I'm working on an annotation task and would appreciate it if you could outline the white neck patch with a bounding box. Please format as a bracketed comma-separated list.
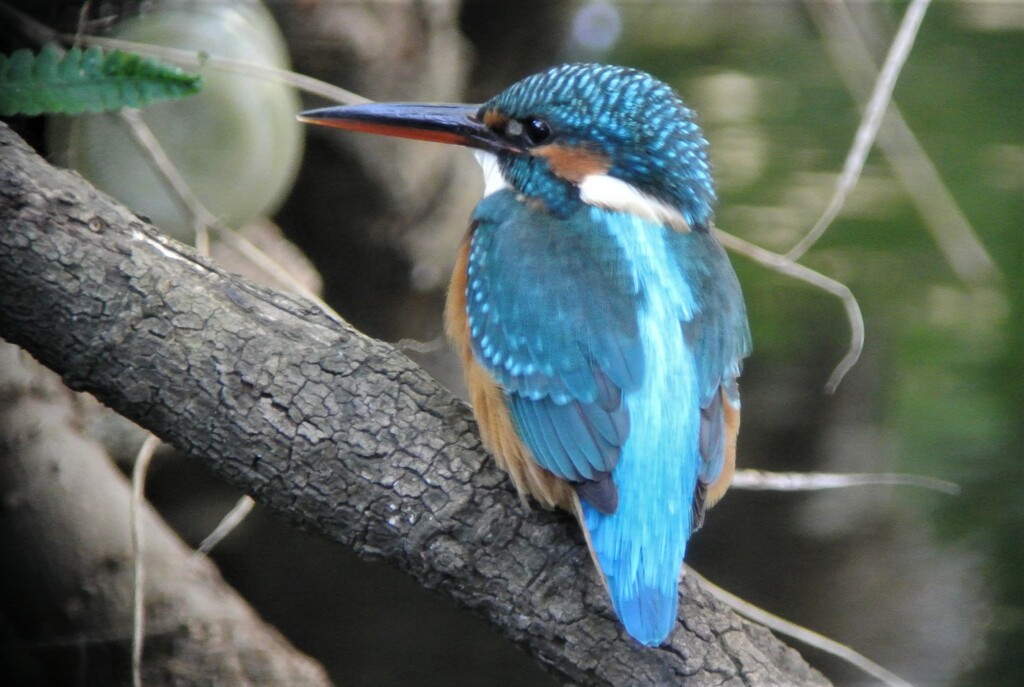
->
[472, 153, 691, 232]
[473, 150, 511, 198]
[578, 174, 691, 232]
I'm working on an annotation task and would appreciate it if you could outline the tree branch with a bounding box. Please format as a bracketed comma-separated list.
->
[0, 123, 827, 686]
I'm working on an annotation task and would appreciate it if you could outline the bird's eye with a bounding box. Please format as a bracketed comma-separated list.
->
[522, 118, 551, 145]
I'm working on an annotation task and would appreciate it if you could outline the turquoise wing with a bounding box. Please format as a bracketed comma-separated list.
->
[466, 191, 644, 512]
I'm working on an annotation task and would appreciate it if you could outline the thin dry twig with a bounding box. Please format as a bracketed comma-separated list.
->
[394, 335, 448, 354]
[688, 566, 913, 687]
[217, 229, 341, 322]
[117, 109, 208, 223]
[130, 433, 161, 687]
[786, 0, 932, 261]
[192, 495, 256, 559]
[71, 1, 91, 48]
[731, 468, 960, 495]
[810, 0, 999, 284]
[715, 229, 864, 392]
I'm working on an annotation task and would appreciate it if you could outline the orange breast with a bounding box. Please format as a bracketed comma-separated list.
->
[706, 389, 740, 507]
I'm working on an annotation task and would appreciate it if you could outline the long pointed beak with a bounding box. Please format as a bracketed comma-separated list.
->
[298, 103, 518, 155]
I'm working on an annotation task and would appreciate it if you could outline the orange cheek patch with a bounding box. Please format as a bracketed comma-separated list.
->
[533, 144, 611, 183]
[482, 109, 509, 130]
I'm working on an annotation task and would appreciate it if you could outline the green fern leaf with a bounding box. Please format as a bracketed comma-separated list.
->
[0, 45, 202, 116]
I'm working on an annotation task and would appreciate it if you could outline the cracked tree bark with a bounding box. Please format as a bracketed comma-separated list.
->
[0, 124, 828, 686]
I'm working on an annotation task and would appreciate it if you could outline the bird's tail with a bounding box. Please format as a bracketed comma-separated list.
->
[574, 495, 686, 646]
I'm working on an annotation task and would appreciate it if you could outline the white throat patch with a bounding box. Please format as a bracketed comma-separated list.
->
[578, 174, 691, 232]
[473, 150, 510, 198]
[472, 153, 691, 232]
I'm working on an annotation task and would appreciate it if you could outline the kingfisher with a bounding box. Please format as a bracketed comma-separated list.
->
[299, 63, 751, 646]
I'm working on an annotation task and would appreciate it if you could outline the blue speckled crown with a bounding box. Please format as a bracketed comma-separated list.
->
[486, 63, 716, 229]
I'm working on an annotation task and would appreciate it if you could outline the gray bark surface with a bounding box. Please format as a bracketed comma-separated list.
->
[0, 123, 828, 686]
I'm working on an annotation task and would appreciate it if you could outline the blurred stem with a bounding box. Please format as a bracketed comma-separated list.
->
[191, 495, 256, 559]
[715, 228, 863, 392]
[786, 0, 931, 261]
[807, 0, 999, 283]
[129, 434, 160, 687]
[731, 468, 960, 495]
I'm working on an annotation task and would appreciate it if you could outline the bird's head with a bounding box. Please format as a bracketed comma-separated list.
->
[300, 63, 715, 231]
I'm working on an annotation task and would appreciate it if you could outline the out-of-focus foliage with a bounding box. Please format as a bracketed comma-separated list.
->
[0, 45, 200, 116]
